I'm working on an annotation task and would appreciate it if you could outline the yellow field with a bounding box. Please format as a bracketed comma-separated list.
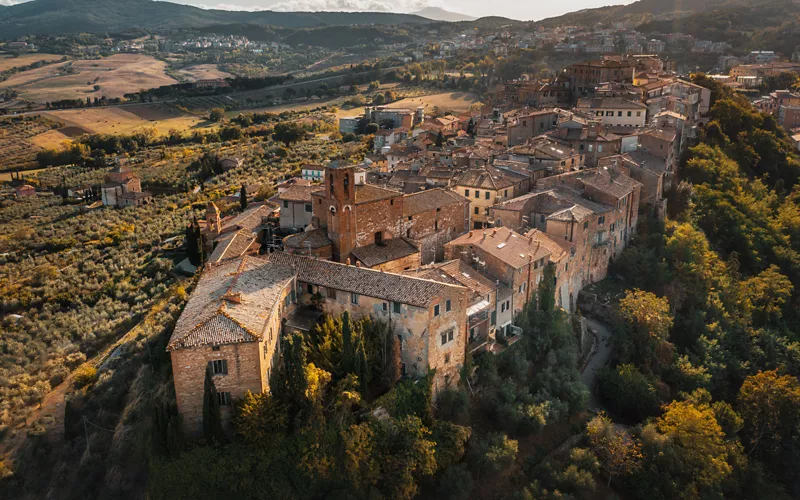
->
[175, 64, 232, 82]
[1, 54, 177, 103]
[0, 53, 64, 71]
[332, 92, 480, 119]
[40, 104, 215, 136]
[29, 129, 71, 150]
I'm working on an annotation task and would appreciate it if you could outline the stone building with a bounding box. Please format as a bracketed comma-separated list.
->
[444, 227, 557, 335]
[101, 162, 151, 208]
[268, 252, 469, 393]
[169, 251, 471, 433]
[167, 257, 297, 435]
[278, 184, 322, 231]
[454, 166, 528, 229]
[282, 163, 469, 270]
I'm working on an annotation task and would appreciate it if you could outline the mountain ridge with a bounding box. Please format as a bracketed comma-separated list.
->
[0, 0, 434, 39]
[411, 7, 476, 22]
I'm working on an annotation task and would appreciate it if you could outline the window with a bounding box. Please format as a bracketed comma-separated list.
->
[446, 299, 451, 312]
[441, 333, 448, 345]
[382, 302, 388, 311]
[217, 392, 231, 406]
[393, 302, 402, 314]
[485, 191, 490, 200]
[584, 221, 589, 230]
[212, 346, 220, 352]
[610, 223, 615, 231]
[501, 302, 506, 313]
[618, 111, 623, 117]
[448, 330, 454, 342]
[210, 359, 228, 375]
[307, 284, 314, 294]
[375, 231, 383, 245]
[474, 207, 479, 215]
[504, 189, 508, 197]
[434, 304, 440, 317]
[485, 208, 490, 216]
[464, 189, 470, 197]
[434, 220, 439, 231]
[636, 111, 642, 117]
[350, 293, 359, 305]
[598, 216, 605, 225]
[305, 203, 312, 212]
[283, 200, 289, 209]
[474, 190, 480, 199]
[445, 353, 451, 364]
[327, 287, 337, 299]
[627, 111, 632, 117]
[290, 290, 296, 303]
[491, 311, 496, 325]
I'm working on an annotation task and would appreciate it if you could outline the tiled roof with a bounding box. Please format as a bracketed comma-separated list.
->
[455, 166, 516, 190]
[445, 226, 552, 269]
[279, 185, 322, 203]
[167, 257, 295, 350]
[526, 229, 571, 262]
[509, 139, 575, 160]
[208, 230, 258, 263]
[354, 184, 402, 204]
[577, 97, 647, 110]
[404, 259, 496, 299]
[283, 227, 332, 250]
[267, 252, 462, 308]
[352, 238, 419, 268]
[626, 150, 668, 175]
[222, 203, 272, 233]
[403, 188, 468, 217]
[581, 168, 643, 200]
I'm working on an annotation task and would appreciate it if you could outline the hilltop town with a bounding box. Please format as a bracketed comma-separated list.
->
[1, 1, 800, 499]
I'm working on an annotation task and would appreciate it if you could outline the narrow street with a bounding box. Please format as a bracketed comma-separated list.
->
[580, 317, 614, 410]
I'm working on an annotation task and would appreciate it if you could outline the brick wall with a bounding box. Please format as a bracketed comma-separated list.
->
[171, 342, 263, 436]
[404, 202, 470, 264]
[354, 196, 404, 248]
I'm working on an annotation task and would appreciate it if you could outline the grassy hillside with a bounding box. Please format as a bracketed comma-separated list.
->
[0, 0, 432, 39]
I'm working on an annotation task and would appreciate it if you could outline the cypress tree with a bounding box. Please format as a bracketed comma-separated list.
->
[239, 184, 248, 211]
[186, 217, 203, 267]
[202, 364, 224, 443]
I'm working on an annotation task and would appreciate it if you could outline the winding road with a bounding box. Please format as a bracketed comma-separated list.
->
[580, 317, 615, 410]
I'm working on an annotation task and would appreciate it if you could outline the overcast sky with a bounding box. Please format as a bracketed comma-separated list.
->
[178, 0, 635, 20]
[0, 0, 636, 21]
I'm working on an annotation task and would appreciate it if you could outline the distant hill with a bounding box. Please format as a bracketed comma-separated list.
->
[536, 0, 748, 28]
[411, 7, 476, 22]
[0, 0, 433, 39]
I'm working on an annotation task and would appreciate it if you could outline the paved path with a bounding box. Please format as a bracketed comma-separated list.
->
[581, 317, 614, 410]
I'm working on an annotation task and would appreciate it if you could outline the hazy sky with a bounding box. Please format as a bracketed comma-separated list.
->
[0, 0, 636, 21]
[177, 0, 636, 20]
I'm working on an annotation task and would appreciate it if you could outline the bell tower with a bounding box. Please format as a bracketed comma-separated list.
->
[323, 162, 357, 262]
[206, 201, 221, 235]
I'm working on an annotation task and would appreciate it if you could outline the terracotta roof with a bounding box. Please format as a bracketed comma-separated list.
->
[403, 188, 468, 217]
[221, 203, 272, 233]
[208, 229, 258, 263]
[456, 166, 516, 190]
[404, 259, 495, 299]
[445, 226, 552, 269]
[352, 238, 419, 268]
[526, 229, 571, 262]
[283, 227, 332, 250]
[354, 184, 402, 204]
[267, 252, 462, 308]
[581, 168, 643, 200]
[279, 185, 322, 203]
[577, 97, 647, 110]
[167, 257, 295, 350]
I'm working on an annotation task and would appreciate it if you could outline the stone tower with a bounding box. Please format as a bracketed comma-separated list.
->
[206, 201, 221, 235]
[322, 162, 357, 262]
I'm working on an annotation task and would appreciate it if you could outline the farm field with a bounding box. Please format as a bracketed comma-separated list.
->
[332, 91, 480, 119]
[29, 129, 71, 150]
[0, 54, 177, 103]
[174, 64, 232, 82]
[0, 116, 62, 171]
[0, 53, 64, 71]
[41, 104, 215, 136]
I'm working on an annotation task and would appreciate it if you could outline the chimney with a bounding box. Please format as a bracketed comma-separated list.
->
[346, 258, 351, 265]
[468, 231, 473, 237]
[223, 291, 242, 304]
[492, 229, 497, 237]
[356, 261, 361, 268]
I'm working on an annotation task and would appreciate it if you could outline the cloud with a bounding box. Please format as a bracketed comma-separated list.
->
[189, 0, 435, 13]
[0, 0, 26, 5]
